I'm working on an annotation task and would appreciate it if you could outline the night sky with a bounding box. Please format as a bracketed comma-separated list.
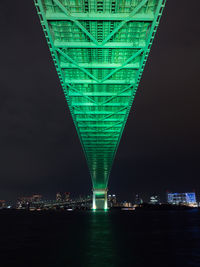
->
[1, 1, 200, 202]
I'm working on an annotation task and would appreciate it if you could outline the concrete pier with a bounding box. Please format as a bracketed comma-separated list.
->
[92, 189, 108, 210]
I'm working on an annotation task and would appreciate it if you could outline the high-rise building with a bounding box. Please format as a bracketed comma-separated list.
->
[135, 194, 143, 205]
[56, 192, 62, 202]
[18, 196, 32, 204]
[31, 194, 42, 202]
[149, 195, 159, 204]
[167, 192, 197, 206]
[17, 196, 33, 209]
[64, 192, 70, 202]
[108, 194, 117, 207]
[0, 200, 6, 208]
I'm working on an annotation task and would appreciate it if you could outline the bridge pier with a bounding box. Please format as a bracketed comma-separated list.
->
[92, 189, 108, 210]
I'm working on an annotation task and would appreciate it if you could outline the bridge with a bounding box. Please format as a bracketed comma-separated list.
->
[34, 0, 166, 209]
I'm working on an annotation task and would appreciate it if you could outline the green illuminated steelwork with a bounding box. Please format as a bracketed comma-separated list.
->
[34, 0, 166, 209]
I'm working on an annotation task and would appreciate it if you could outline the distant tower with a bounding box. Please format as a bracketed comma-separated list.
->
[31, 194, 42, 202]
[108, 194, 117, 207]
[149, 195, 159, 204]
[112, 194, 117, 205]
[64, 192, 70, 202]
[0, 200, 6, 208]
[56, 192, 62, 202]
[135, 194, 143, 205]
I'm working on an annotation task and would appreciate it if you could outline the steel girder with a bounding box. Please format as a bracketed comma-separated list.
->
[34, 0, 166, 192]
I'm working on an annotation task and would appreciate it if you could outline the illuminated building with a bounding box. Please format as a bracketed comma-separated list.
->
[167, 192, 197, 207]
[31, 194, 42, 202]
[135, 194, 143, 205]
[108, 194, 117, 207]
[0, 200, 6, 208]
[56, 192, 62, 202]
[149, 195, 159, 204]
[17, 196, 32, 209]
[64, 192, 70, 202]
[18, 196, 32, 203]
[17, 194, 42, 205]
[122, 202, 132, 208]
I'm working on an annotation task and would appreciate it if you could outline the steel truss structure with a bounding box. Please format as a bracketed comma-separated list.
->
[34, 0, 166, 209]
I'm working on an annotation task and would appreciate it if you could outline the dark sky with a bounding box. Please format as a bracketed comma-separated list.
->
[0, 1, 200, 202]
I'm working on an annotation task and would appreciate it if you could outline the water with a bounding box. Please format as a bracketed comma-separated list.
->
[1, 209, 200, 267]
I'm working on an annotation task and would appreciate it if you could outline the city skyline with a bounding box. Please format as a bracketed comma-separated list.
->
[1, 190, 199, 205]
[0, 1, 200, 201]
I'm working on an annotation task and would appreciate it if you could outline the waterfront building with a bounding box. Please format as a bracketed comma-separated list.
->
[149, 195, 159, 204]
[135, 194, 143, 205]
[0, 200, 6, 208]
[108, 194, 117, 207]
[64, 192, 70, 202]
[56, 192, 62, 202]
[17, 194, 42, 205]
[31, 194, 42, 202]
[122, 202, 132, 208]
[18, 196, 32, 204]
[17, 196, 32, 209]
[167, 192, 197, 207]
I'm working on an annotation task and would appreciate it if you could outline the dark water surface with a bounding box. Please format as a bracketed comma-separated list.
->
[1, 209, 200, 267]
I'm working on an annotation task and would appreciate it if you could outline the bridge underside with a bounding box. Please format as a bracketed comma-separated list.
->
[34, 0, 166, 209]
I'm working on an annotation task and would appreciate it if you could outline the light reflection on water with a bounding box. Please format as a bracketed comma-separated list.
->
[1, 210, 200, 266]
[85, 211, 116, 267]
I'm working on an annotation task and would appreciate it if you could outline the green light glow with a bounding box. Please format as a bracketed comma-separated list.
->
[34, 0, 166, 201]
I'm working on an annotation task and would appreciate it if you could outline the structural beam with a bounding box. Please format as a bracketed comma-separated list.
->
[61, 62, 140, 69]
[54, 41, 145, 49]
[65, 79, 136, 84]
[46, 12, 154, 21]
